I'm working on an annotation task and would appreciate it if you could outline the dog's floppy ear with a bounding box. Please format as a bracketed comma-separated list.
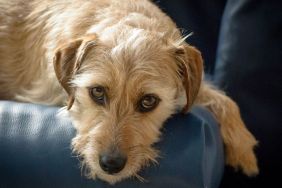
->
[175, 44, 203, 113]
[53, 34, 97, 109]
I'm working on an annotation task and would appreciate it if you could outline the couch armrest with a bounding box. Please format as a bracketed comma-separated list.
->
[0, 101, 224, 188]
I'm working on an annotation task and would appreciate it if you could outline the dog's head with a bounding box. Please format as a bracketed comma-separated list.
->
[53, 30, 203, 184]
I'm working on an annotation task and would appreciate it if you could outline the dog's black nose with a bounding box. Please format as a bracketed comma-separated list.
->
[99, 153, 127, 174]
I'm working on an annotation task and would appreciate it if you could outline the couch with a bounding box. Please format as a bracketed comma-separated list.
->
[0, 101, 224, 188]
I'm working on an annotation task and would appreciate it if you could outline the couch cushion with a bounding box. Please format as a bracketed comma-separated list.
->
[0, 101, 223, 188]
[215, 0, 282, 187]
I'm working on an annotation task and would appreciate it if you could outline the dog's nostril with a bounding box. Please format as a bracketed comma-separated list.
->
[99, 154, 127, 174]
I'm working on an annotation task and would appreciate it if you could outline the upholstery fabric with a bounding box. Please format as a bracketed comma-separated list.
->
[0, 101, 224, 188]
[215, 0, 282, 187]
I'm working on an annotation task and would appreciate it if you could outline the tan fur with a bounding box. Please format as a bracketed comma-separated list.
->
[195, 83, 259, 176]
[0, 0, 258, 184]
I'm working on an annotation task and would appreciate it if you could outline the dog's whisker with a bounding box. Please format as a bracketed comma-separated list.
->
[134, 173, 147, 183]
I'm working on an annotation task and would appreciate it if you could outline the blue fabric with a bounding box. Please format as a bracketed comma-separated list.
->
[0, 101, 224, 188]
[215, 0, 282, 187]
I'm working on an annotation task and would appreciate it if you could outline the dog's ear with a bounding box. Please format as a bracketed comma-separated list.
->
[53, 34, 97, 109]
[175, 44, 203, 113]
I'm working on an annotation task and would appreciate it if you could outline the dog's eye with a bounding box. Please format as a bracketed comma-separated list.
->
[138, 94, 160, 112]
[89, 86, 106, 105]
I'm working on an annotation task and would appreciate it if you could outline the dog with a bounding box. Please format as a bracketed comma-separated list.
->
[0, 0, 258, 184]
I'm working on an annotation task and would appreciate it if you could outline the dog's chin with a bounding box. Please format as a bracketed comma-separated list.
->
[95, 170, 136, 185]
[82, 158, 145, 185]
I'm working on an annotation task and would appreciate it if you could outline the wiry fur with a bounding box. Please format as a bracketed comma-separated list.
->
[0, 0, 258, 184]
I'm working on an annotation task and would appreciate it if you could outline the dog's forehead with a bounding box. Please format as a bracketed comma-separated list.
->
[75, 59, 176, 90]
[76, 38, 178, 85]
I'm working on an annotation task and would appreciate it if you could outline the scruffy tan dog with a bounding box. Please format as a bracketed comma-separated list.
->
[0, 0, 258, 184]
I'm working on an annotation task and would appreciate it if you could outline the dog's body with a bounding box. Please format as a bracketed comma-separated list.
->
[0, 0, 258, 184]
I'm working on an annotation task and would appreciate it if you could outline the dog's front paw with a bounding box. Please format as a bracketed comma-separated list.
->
[225, 133, 259, 176]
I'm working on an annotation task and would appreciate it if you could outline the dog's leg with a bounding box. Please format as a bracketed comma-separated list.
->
[195, 82, 259, 176]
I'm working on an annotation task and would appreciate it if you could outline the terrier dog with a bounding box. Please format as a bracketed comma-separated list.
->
[0, 0, 258, 184]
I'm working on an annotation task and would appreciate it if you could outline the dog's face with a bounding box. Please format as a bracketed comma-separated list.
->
[53, 31, 202, 184]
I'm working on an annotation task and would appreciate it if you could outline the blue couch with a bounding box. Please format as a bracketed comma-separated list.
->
[0, 101, 224, 188]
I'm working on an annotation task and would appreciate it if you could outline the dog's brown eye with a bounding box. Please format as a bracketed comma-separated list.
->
[89, 86, 106, 105]
[138, 94, 160, 112]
